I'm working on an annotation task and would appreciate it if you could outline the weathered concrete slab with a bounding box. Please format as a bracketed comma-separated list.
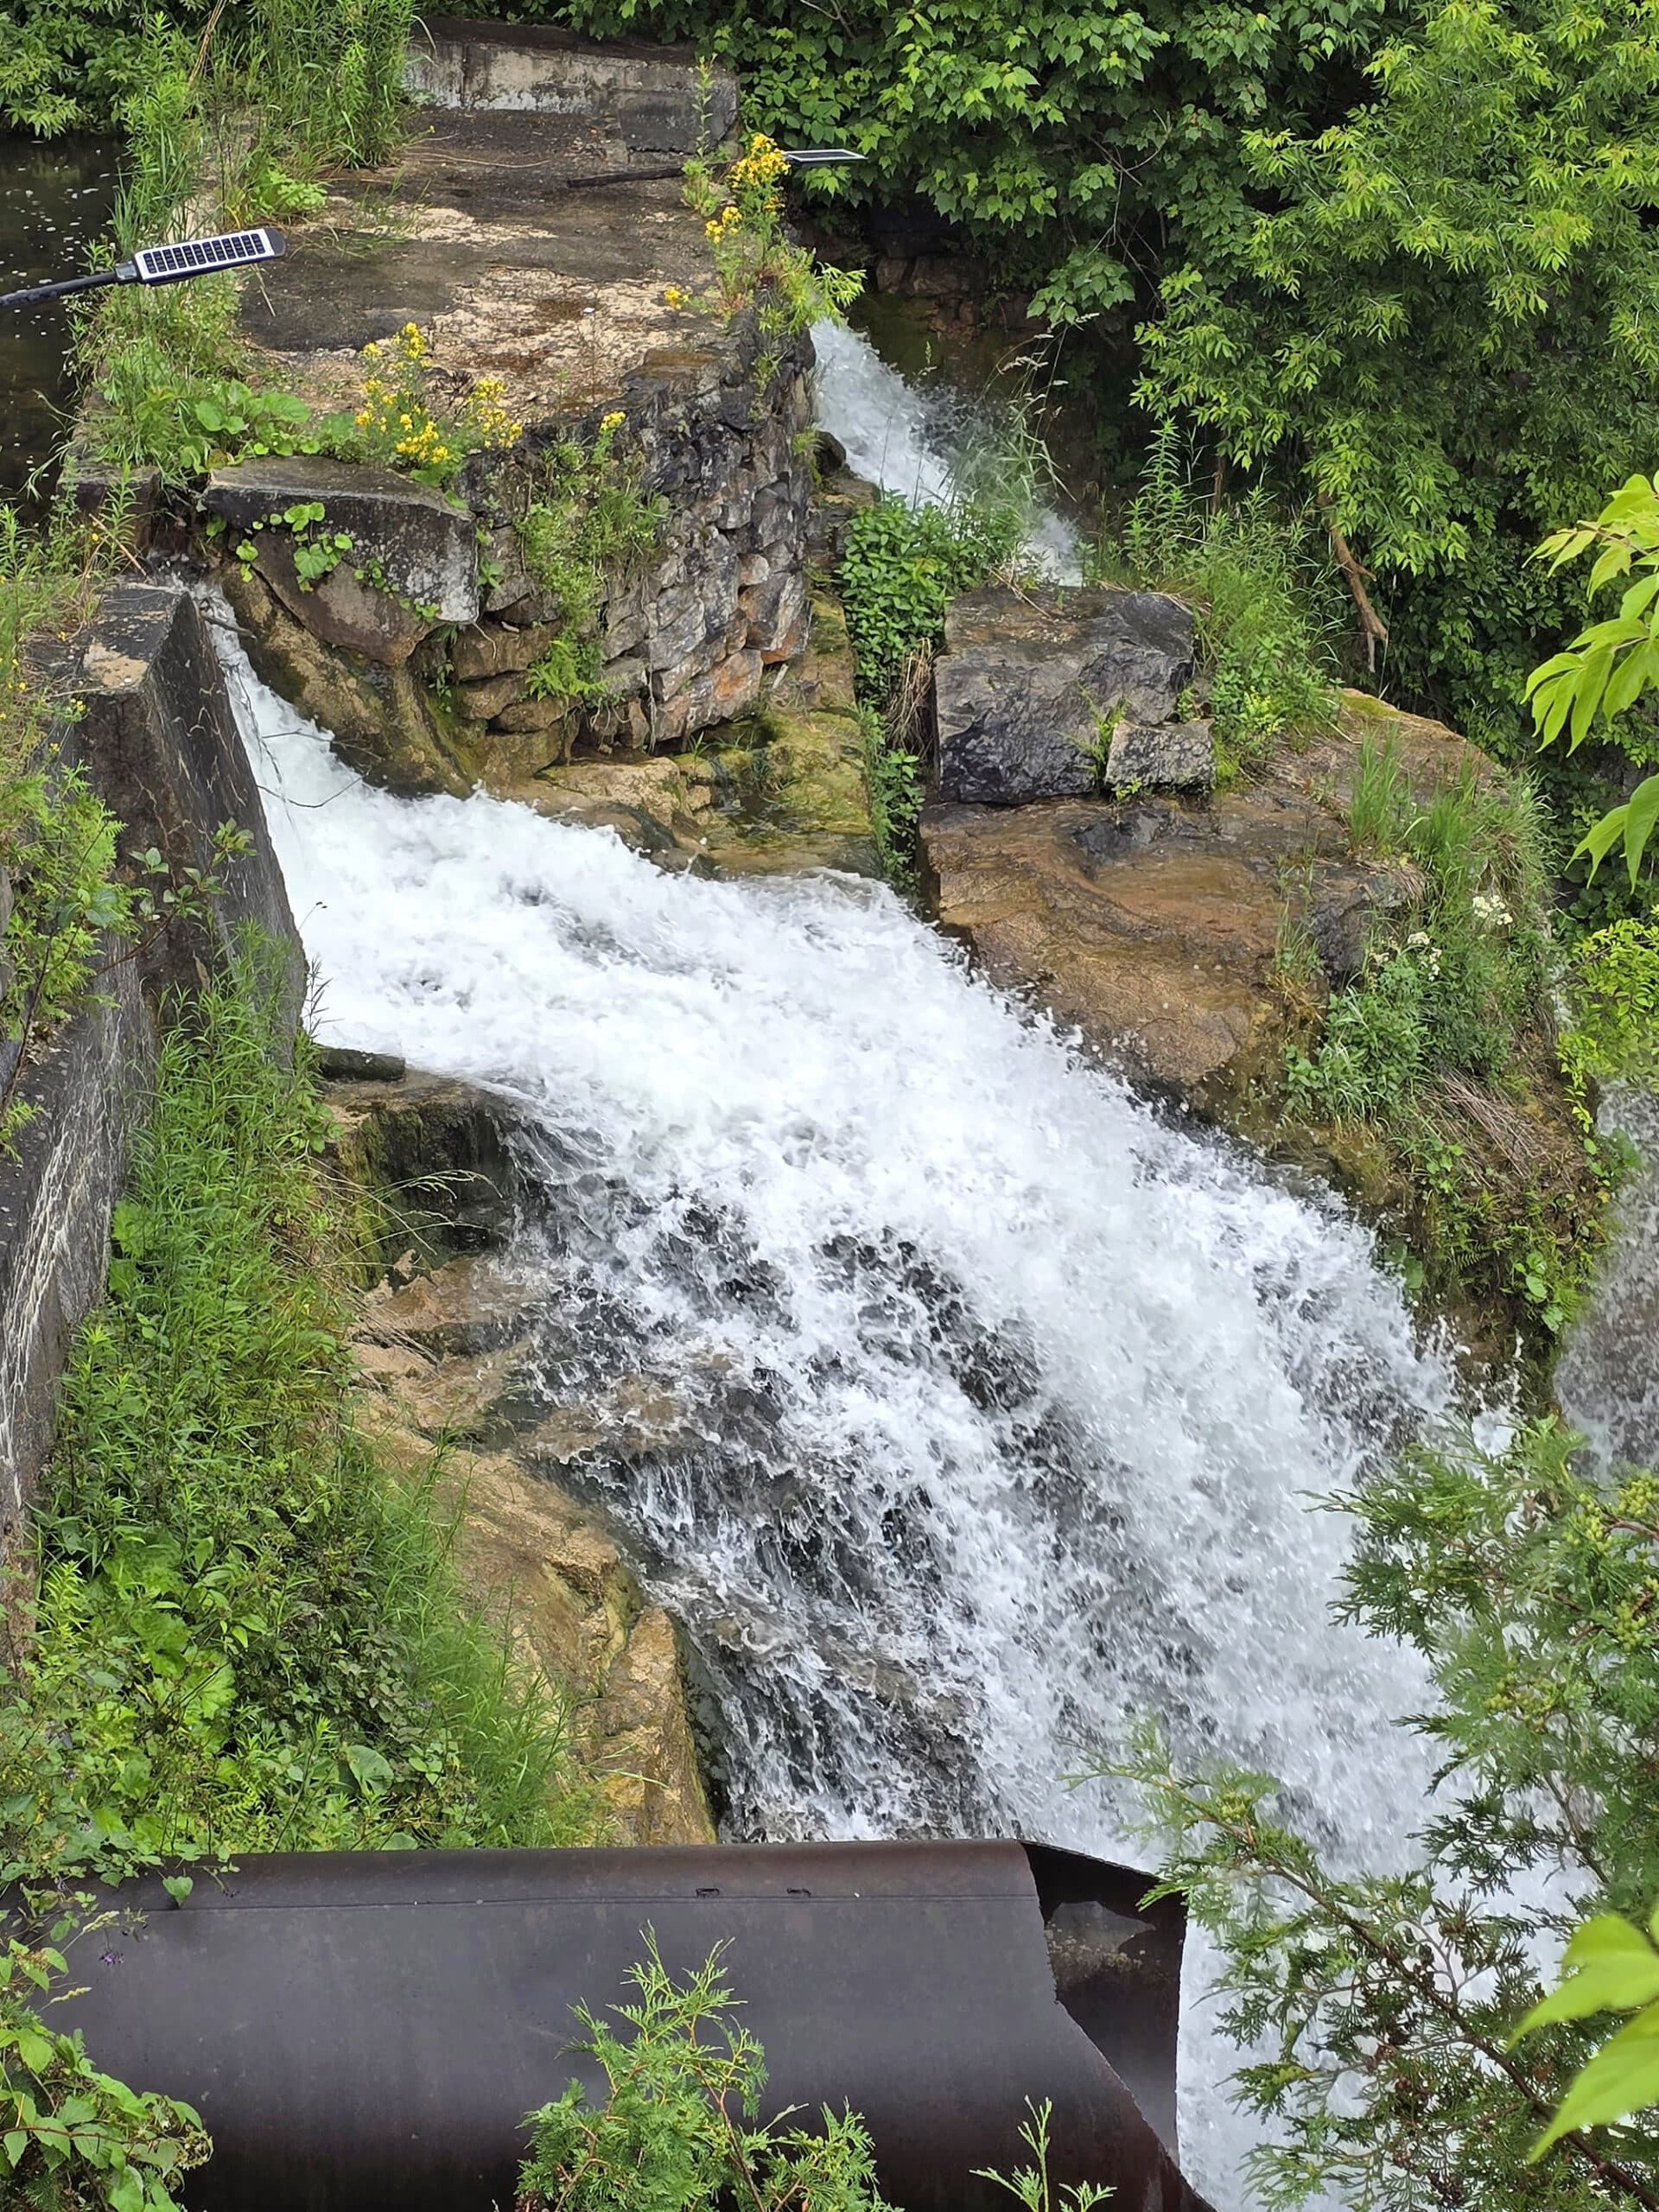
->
[0, 584, 301, 1529]
[408, 16, 737, 153]
[0, 957, 149, 1531]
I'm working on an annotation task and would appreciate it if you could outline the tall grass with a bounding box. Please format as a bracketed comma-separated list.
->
[238, 0, 415, 168]
[1101, 424, 1343, 775]
[35, 943, 602, 1858]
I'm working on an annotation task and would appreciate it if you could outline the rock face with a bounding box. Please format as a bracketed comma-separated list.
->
[1106, 717, 1215, 793]
[516, 591, 878, 876]
[934, 587, 1196, 805]
[330, 1069, 717, 1846]
[921, 691, 1471, 1116]
[204, 454, 480, 665]
[0, 585, 300, 1536]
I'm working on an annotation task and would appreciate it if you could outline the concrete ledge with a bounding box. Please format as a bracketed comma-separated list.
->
[0, 582, 301, 1529]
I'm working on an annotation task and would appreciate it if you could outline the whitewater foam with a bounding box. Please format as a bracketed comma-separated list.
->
[217, 612, 1460, 2207]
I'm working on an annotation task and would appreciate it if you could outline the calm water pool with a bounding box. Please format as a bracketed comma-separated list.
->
[0, 137, 118, 495]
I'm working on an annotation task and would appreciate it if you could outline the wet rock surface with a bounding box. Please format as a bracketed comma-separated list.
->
[921, 690, 1479, 1116]
[519, 591, 878, 877]
[934, 586, 1196, 805]
[328, 1065, 717, 1845]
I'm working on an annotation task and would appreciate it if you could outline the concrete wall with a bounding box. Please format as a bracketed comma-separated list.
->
[0, 585, 300, 1529]
[407, 16, 738, 150]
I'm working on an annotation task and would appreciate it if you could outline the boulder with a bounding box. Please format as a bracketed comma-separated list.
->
[934, 586, 1195, 805]
[920, 693, 1476, 1116]
[205, 454, 478, 665]
[1107, 716, 1215, 793]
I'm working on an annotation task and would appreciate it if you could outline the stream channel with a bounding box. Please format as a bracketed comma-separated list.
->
[0, 138, 119, 496]
[209, 323, 1486, 2212]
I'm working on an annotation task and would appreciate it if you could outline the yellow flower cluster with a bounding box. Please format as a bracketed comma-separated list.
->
[353, 372, 397, 431]
[663, 284, 692, 311]
[705, 203, 744, 243]
[362, 321, 428, 368]
[729, 133, 789, 195]
[395, 417, 452, 467]
[601, 410, 626, 433]
[353, 376, 452, 467]
[462, 374, 523, 451]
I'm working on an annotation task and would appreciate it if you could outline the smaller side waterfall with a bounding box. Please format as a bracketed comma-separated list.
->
[1559, 1087, 1659, 1466]
[810, 318, 1083, 581]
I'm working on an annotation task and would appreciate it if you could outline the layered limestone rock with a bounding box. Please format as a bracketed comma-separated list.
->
[329, 1067, 717, 1847]
[524, 589, 877, 875]
[921, 690, 1475, 1117]
[214, 28, 815, 790]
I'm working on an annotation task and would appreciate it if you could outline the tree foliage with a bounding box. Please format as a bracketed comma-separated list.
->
[1529, 475, 1659, 892]
[1136, 0, 1659, 746]
[1100, 1418, 1659, 2211]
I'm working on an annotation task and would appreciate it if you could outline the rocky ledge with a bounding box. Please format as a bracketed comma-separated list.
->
[212, 25, 814, 792]
[327, 1068, 716, 1845]
[922, 685, 1478, 1117]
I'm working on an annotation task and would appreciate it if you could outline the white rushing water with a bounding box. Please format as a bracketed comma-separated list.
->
[216, 609, 1460, 2208]
[1559, 1085, 1659, 1469]
[811, 319, 1083, 582]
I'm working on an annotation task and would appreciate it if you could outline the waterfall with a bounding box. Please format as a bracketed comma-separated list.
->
[214, 609, 1463, 2210]
[1559, 1085, 1659, 1468]
[811, 319, 1084, 582]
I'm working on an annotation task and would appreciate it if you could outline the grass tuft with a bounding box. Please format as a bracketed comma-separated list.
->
[28, 940, 602, 1862]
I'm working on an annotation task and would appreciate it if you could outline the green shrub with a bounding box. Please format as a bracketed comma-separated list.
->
[0, 1918, 208, 2212]
[838, 496, 1018, 702]
[857, 702, 923, 890]
[1559, 919, 1659, 1098]
[1098, 1418, 1659, 2212]
[518, 1939, 894, 2212]
[519, 1941, 1107, 2212]
[1102, 428, 1340, 778]
[1289, 744, 1555, 1124]
[505, 412, 666, 704]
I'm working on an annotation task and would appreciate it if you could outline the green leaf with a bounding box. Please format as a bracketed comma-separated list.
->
[109, 2164, 147, 2212]
[344, 1743, 393, 1795]
[1529, 2003, 1659, 2158]
[1622, 775, 1659, 887]
[1510, 1916, 1659, 2041]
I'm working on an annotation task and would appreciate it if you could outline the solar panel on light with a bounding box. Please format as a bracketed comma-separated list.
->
[130, 229, 286, 285]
